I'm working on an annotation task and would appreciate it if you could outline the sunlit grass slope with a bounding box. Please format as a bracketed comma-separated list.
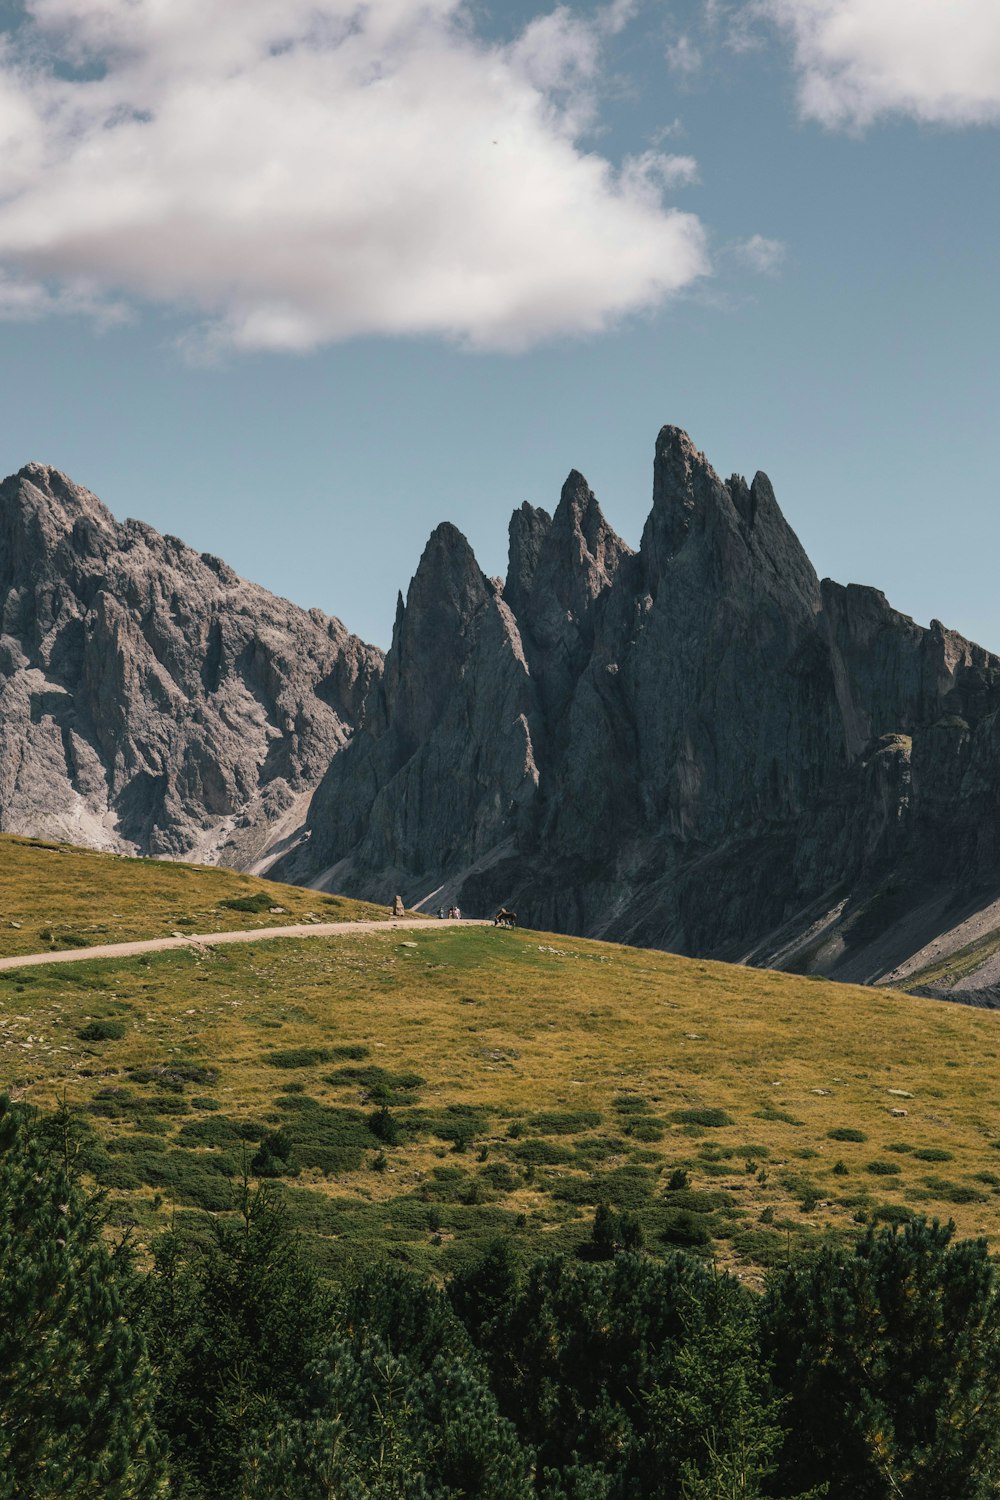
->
[4, 905, 1000, 1281]
[0, 833, 390, 957]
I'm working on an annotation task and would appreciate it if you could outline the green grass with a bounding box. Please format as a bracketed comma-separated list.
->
[0, 832, 396, 958]
[4, 847, 1000, 1279]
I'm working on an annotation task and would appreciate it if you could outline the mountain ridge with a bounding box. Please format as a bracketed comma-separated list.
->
[0, 461, 382, 867]
[5, 428, 1000, 996]
[288, 426, 1000, 993]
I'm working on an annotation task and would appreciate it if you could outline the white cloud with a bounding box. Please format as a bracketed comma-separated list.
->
[0, 268, 127, 323]
[757, 0, 1000, 129]
[0, 0, 709, 355]
[665, 35, 702, 76]
[731, 234, 785, 273]
[621, 150, 700, 197]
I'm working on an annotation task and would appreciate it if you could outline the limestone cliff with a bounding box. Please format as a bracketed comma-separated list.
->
[0, 464, 381, 865]
[298, 426, 1000, 987]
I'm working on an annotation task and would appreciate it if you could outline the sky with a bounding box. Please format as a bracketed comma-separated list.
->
[0, 0, 998, 650]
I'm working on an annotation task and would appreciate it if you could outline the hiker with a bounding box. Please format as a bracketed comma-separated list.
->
[494, 908, 516, 928]
[437, 906, 445, 920]
[454, 905, 462, 921]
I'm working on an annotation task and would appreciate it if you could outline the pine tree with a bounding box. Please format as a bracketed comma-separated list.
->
[144, 1178, 328, 1498]
[762, 1217, 1000, 1498]
[243, 1267, 533, 1499]
[0, 1096, 165, 1500]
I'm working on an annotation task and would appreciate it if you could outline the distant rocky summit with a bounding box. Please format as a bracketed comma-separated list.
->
[289, 426, 1000, 989]
[5, 430, 1000, 992]
[0, 464, 380, 867]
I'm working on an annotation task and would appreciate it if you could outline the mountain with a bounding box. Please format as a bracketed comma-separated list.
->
[0, 463, 381, 867]
[5, 431, 1000, 996]
[292, 426, 1000, 990]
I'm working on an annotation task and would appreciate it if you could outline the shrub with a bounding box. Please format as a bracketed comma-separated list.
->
[914, 1147, 954, 1162]
[762, 1218, 1000, 1499]
[755, 1105, 804, 1125]
[613, 1094, 652, 1114]
[828, 1128, 868, 1143]
[324, 1065, 425, 1104]
[923, 1177, 986, 1205]
[510, 1139, 575, 1166]
[368, 1107, 401, 1146]
[106, 1134, 167, 1155]
[666, 1168, 690, 1191]
[264, 1047, 334, 1070]
[55, 931, 91, 948]
[660, 1208, 713, 1246]
[528, 1110, 602, 1134]
[219, 891, 273, 913]
[866, 1160, 902, 1176]
[251, 1130, 297, 1179]
[176, 1116, 263, 1149]
[76, 1020, 126, 1042]
[128, 1062, 218, 1088]
[669, 1108, 734, 1129]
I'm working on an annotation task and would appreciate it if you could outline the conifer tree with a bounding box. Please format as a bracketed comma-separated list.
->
[762, 1217, 1000, 1498]
[144, 1178, 328, 1498]
[0, 1096, 165, 1500]
[243, 1266, 532, 1499]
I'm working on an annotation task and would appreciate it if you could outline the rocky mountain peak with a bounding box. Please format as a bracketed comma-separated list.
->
[639, 425, 734, 584]
[1, 465, 117, 578]
[0, 463, 381, 866]
[505, 502, 553, 619]
[405, 521, 489, 623]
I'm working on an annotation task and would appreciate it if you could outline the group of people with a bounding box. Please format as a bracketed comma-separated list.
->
[437, 905, 462, 920]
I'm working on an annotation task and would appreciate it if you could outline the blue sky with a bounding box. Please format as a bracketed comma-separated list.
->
[0, 0, 998, 650]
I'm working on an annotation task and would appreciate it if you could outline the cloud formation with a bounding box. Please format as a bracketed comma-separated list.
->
[758, 0, 1000, 129]
[0, 0, 708, 354]
[731, 234, 785, 274]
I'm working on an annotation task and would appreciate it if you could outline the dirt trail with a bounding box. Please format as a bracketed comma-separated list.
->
[0, 917, 490, 972]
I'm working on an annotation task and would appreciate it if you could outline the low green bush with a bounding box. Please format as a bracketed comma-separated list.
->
[612, 1094, 652, 1114]
[528, 1110, 602, 1135]
[128, 1062, 218, 1088]
[264, 1047, 334, 1069]
[668, 1108, 734, 1129]
[923, 1176, 987, 1205]
[219, 892, 274, 913]
[510, 1140, 575, 1166]
[77, 1020, 126, 1042]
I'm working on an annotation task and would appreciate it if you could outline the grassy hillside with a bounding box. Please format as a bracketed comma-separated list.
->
[3, 859, 1000, 1282]
[0, 832, 391, 957]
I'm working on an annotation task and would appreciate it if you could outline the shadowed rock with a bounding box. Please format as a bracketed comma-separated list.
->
[295, 424, 1000, 986]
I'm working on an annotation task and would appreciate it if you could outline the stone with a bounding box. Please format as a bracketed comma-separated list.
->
[0, 463, 381, 867]
[9, 427, 1000, 995]
[290, 423, 1000, 989]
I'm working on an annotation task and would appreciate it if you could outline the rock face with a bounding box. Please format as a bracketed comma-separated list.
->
[298, 426, 1000, 985]
[0, 464, 381, 866]
[6, 430, 1000, 992]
